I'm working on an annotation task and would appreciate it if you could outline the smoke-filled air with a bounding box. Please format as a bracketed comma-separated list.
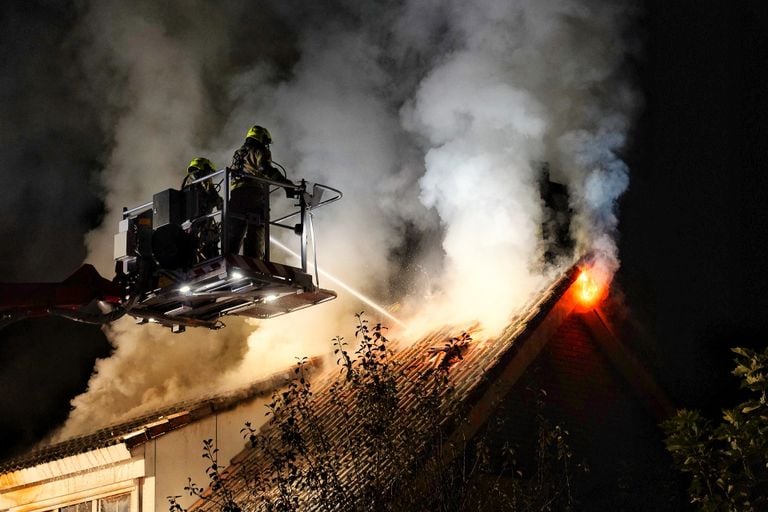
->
[53, 0, 637, 439]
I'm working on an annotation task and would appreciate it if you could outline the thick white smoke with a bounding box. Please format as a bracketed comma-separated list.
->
[54, 316, 253, 441]
[61, 0, 636, 437]
[399, 48, 549, 336]
[396, 0, 637, 335]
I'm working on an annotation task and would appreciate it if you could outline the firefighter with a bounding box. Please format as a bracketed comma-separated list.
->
[182, 157, 222, 261]
[226, 125, 294, 259]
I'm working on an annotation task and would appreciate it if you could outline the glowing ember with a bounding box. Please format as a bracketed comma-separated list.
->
[575, 268, 602, 308]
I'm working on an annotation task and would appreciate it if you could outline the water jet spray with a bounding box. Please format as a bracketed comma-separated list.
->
[270, 236, 406, 328]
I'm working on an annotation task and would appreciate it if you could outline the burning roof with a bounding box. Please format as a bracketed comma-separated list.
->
[185, 263, 671, 510]
[1, 263, 673, 510]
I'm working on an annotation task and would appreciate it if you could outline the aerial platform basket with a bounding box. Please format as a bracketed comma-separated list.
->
[114, 168, 342, 332]
[128, 254, 337, 331]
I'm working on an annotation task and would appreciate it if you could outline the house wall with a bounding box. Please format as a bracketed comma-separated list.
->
[137, 396, 271, 511]
[0, 447, 142, 512]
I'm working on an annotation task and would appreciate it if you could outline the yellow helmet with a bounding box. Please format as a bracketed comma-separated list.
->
[245, 125, 272, 146]
[187, 157, 216, 176]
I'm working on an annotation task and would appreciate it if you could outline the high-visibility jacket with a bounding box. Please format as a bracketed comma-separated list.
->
[230, 141, 287, 191]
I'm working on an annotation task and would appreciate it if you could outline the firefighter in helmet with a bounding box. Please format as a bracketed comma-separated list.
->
[227, 125, 294, 259]
[182, 157, 222, 261]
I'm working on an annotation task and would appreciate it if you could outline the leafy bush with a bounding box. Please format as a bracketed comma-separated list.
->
[663, 347, 768, 511]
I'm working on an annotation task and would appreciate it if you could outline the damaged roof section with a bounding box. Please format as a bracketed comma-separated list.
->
[189, 263, 673, 510]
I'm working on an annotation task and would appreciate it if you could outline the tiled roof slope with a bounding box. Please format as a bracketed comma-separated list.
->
[192, 265, 584, 510]
[0, 360, 321, 476]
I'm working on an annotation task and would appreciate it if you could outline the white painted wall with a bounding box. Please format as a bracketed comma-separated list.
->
[139, 396, 271, 511]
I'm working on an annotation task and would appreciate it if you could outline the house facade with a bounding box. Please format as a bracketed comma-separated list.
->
[0, 368, 308, 512]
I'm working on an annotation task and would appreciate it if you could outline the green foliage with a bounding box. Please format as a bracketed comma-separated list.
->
[663, 346, 768, 511]
[170, 314, 582, 511]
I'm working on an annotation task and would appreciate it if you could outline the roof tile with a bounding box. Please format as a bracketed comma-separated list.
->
[191, 266, 580, 510]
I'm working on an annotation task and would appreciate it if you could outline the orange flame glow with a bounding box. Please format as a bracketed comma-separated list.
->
[575, 268, 603, 308]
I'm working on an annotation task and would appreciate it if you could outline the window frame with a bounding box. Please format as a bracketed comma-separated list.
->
[40, 486, 137, 512]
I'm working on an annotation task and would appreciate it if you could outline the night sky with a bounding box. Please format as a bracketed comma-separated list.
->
[618, 2, 767, 412]
[1, 0, 766, 465]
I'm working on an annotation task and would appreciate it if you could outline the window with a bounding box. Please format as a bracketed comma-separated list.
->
[44, 493, 131, 512]
[59, 503, 90, 512]
[98, 494, 130, 512]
